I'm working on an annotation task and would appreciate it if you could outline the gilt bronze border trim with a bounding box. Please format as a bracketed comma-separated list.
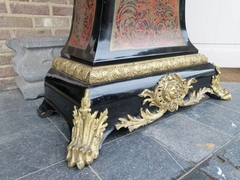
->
[52, 54, 208, 85]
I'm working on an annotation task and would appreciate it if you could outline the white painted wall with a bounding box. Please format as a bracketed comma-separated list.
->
[186, 0, 240, 67]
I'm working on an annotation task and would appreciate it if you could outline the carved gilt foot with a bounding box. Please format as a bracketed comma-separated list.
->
[211, 65, 232, 100]
[66, 89, 108, 169]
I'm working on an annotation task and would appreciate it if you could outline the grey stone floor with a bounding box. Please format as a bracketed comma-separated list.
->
[0, 82, 240, 180]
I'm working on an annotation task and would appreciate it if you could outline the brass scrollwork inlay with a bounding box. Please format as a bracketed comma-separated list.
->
[116, 74, 213, 132]
[110, 0, 184, 51]
[211, 65, 232, 100]
[52, 54, 208, 85]
[66, 89, 108, 169]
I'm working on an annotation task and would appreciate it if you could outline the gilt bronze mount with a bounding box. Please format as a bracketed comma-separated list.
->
[66, 89, 108, 169]
[116, 67, 231, 132]
[53, 54, 208, 85]
[38, 0, 232, 169]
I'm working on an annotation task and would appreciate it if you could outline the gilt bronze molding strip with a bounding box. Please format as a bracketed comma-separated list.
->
[52, 54, 208, 85]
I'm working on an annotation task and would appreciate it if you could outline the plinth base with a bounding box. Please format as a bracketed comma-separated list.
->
[38, 54, 231, 169]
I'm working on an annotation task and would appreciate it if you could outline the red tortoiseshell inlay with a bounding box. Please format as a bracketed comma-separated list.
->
[68, 0, 96, 50]
[110, 0, 185, 51]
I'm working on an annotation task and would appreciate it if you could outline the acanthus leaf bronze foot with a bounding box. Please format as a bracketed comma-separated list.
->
[66, 89, 108, 169]
[210, 65, 232, 100]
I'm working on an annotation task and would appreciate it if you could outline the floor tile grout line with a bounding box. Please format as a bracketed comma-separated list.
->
[194, 170, 215, 180]
[15, 160, 66, 180]
[47, 117, 70, 142]
[161, 142, 188, 173]
[141, 117, 239, 171]
[102, 116, 171, 146]
[102, 130, 139, 146]
[142, 131, 195, 168]
[176, 154, 214, 180]
[207, 100, 240, 115]
[1, 85, 238, 179]
[89, 166, 103, 180]
[33, 99, 41, 108]
[177, 132, 240, 180]
[179, 113, 234, 138]
[101, 116, 178, 149]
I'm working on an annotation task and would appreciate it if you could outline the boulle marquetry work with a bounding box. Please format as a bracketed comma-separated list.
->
[53, 54, 208, 84]
[116, 73, 213, 132]
[110, 0, 185, 51]
[38, 0, 233, 171]
[211, 65, 232, 100]
[68, 0, 96, 49]
[66, 89, 108, 169]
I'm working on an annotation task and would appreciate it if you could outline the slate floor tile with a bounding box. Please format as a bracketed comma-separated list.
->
[19, 161, 100, 180]
[142, 114, 231, 164]
[91, 131, 193, 180]
[0, 124, 68, 180]
[0, 83, 239, 179]
[221, 82, 240, 92]
[33, 97, 71, 141]
[103, 127, 133, 144]
[180, 101, 240, 136]
[48, 114, 71, 141]
[182, 170, 212, 180]
[0, 105, 51, 137]
[0, 89, 34, 112]
[198, 135, 240, 180]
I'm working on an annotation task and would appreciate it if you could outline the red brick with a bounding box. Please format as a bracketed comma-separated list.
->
[52, 6, 73, 16]
[0, 77, 16, 89]
[35, 17, 70, 28]
[0, 3, 7, 13]
[32, 0, 68, 4]
[54, 29, 70, 36]
[9, 0, 29, 2]
[15, 29, 52, 37]
[0, 42, 14, 53]
[0, 54, 14, 66]
[0, 30, 11, 40]
[10, 4, 49, 15]
[0, 66, 17, 78]
[0, 16, 32, 27]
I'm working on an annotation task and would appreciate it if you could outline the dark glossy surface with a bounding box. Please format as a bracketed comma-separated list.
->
[39, 62, 216, 142]
[39, 0, 217, 147]
[62, 0, 198, 66]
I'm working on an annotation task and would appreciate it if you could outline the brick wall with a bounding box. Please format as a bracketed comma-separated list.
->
[0, 0, 73, 89]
